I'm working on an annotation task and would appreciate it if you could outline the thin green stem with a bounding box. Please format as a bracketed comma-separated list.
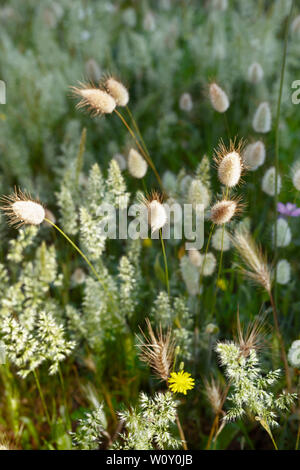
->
[114, 109, 163, 189]
[260, 420, 278, 450]
[126, 106, 151, 160]
[199, 223, 215, 290]
[160, 228, 170, 297]
[45, 218, 112, 300]
[58, 365, 71, 429]
[274, 0, 294, 302]
[269, 290, 291, 391]
[33, 369, 51, 426]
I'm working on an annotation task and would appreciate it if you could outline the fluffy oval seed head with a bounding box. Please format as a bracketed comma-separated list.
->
[252, 102, 271, 133]
[293, 169, 300, 191]
[288, 340, 300, 368]
[218, 151, 242, 187]
[128, 148, 148, 178]
[212, 227, 231, 251]
[209, 83, 229, 113]
[1, 190, 45, 228]
[273, 218, 291, 247]
[148, 199, 167, 234]
[201, 252, 217, 276]
[291, 161, 300, 190]
[210, 199, 237, 225]
[262, 166, 281, 196]
[243, 141, 265, 171]
[276, 259, 291, 285]
[179, 92, 193, 112]
[247, 62, 264, 84]
[72, 84, 116, 115]
[105, 77, 129, 107]
[188, 249, 202, 267]
[12, 201, 45, 225]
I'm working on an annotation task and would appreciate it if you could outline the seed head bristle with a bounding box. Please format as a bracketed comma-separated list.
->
[137, 318, 175, 381]
[127, 148, 148, 179]
[104, 76, 129, 107]
[71, 82, 116, 116]
[210, 196, 242, 225]
[204, 377, 224, 415]
[214, 139, 245, 187]
[236, 310, 267, 357]
[0, 188, 45, 228]
[232, 230, 272, 293]
[209, 82, 229, 113]
[140, 191, 168, 234]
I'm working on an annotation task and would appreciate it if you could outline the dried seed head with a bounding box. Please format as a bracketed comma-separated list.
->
[188, 248, 202, 267]
[243, 141, 265, 171]
[179, 92, 193, 112]
[247, 62, 264, 84]
[232, 230, 272, 293]
[137, 318, 175, 381]
[215, 140, 244, 187]
[212, 227, 231, 251]
[262, 166, 281, 196]
[204, 378, 224, 414]
[128, 148, 148, 179]
[291, 161, 300, 191]
[1, 189, 45, 228]
[141, 191, 168, 234]
[276, 259, 291, 285]
[273, 218, 291, 248]
[252, 101, 271, 133]
[71, 83, 116, 116]
[210, 199, 238, 225]
[148, 200, 167, 234]
[200, 252, 216, 276]
[236, 311, 266, 357]
[209, 82, 229, 113]
[288, 340, 300, 369]
[105, 77, 129, 107]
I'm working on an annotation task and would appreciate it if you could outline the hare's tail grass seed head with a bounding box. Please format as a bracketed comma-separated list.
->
[291, 160, 300, 191]
[1, 189, 45, 228]
[104, 76, 129, 107]
[243, 140, 266, 171]
[71, 82, 116, 116]
[140, 191, 168, 234]
[137, 318, 175, 381]
[210, 197, 242, 225]
[128, 148, 148, 179]
[247, 62, 264, 84]
[252, 101, 271, 134]
[214, 139, 245, 187]
[209, 82, 229, 113]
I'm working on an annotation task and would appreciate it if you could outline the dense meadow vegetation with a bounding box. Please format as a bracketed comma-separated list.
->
[0, 0, 300, 450]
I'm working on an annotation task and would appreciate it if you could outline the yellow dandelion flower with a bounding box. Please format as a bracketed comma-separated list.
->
[168, 370, 195, 395]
